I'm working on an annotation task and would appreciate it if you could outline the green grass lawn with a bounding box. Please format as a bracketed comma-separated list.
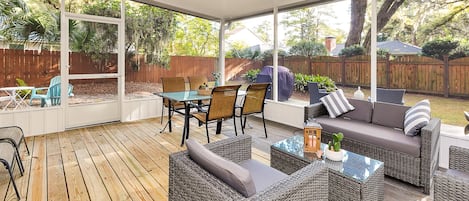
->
[341, 87, 469, 127]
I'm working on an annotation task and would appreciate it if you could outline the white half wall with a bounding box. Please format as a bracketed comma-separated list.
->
[122, 97, 162, 122]
[0, 107, 65, 137]
[263, 100, 305, 129]
[66, 102, 120, 128]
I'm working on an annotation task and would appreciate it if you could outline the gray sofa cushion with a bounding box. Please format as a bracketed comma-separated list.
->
[372, 102, 410, 130]
[238, 159, 288, 193]
[186, 139, 256, 197]
[317, 116, 421, 157]
[342, 98, 373, 123]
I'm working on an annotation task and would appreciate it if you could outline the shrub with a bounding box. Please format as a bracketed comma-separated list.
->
[245, 69, 261, 83]
[261, 49, 288, 60]
[293, 73, 336, 92]
[449, 45, 469, 60]
[339, 45, 365, 57]
[289, 41, 327, 57]
[422, 39, 459, 60]
[15, 78, 32, 98]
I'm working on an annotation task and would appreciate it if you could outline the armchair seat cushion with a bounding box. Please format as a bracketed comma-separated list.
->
[316, 116, 421, 157]
[186, 139, 256, 197]
[239, 159, 288, 193]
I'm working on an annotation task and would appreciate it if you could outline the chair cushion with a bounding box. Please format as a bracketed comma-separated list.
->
[404, 99, 431, 136]
[186, 139, 256, 197]
[342, 98, 373, 123]
[372, 102, 409, 130]
[317, 116, 421, 157]
[320, 89, 355, 118]
[238, 159, 288, 193]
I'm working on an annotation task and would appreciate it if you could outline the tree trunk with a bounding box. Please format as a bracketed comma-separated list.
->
[345, 0, 367, 47]
[363, 0, 406, 51]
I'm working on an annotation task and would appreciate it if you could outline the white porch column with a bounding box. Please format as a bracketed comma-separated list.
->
[272, 7, 279, 101]
[119, 0, 125, 121]
[370, 0, 377, 102]
[218, 19, 226, 86]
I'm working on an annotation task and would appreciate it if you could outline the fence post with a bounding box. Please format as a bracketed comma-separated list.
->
[443, 55, 449, 97]
[341, 56, 346, 85]
[386, 53, 391, 88]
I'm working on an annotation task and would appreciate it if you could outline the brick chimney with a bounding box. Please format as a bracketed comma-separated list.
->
[325, 36, 336, 56]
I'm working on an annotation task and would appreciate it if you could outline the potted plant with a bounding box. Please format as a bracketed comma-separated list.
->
[325, 132, 344, 161]
[197, 83, 211, 95]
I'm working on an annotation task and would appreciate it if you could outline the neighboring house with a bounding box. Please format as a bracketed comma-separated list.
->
[225, 26, 271, 52]
[331, 40, 422, 56]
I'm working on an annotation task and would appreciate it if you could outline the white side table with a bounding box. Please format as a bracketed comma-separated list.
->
[439, 124, 469, 169]
[0, 86, 34, 111]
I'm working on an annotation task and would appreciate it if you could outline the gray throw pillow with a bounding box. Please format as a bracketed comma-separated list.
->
[186, 139, 256, 197]
[404, 99, 431, 136]
[320, 89, 355, 118]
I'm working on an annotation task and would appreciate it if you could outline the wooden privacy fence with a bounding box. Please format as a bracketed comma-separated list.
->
[0, 49, 262, 87]
[264, 55, 469, 97]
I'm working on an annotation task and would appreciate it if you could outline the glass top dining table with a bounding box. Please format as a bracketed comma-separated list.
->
[156, 90, 212, 146]
[156, 90, 246, 146]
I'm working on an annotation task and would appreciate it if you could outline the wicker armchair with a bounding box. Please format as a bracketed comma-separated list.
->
[235, 83, 270, 138]
[434, 146, 469, 201]
[192, 85, 241, 143]
[169, 135, 329, 201]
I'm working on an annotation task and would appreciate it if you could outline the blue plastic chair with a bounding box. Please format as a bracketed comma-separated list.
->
[36, 83, 74, 107]
[30, 76, 74, 106]
[30, 76, 61, 105]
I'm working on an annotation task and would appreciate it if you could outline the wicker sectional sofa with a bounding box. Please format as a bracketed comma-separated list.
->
[169, 135, 329, 201]
[304, 99, 441, 194]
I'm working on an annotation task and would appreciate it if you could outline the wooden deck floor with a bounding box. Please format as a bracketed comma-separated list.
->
[0, 116, 430, 200]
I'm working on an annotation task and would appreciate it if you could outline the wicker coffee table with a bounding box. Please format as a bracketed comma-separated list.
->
[271, 135, 384, 201]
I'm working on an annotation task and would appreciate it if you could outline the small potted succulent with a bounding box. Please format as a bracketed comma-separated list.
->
[325, 132, 344, 161]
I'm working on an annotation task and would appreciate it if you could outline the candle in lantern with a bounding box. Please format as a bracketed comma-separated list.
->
[308, 134, 313, 147]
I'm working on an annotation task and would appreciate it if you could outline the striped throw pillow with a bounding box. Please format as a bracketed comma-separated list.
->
[404, 99, 431, 136]
[320, 89, 355, 118]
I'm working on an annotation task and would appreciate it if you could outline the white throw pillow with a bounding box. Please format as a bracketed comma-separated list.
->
[320, 89, 355, 118]
[404, 99, 431, 136]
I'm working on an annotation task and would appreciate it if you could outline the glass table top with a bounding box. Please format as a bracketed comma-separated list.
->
[156, 91, 212, 102]
[271, 135, 384, 183]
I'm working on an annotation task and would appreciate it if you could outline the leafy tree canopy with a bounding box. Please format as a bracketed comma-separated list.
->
[422, 39, 459, 60]
[289, 41, 327, 58]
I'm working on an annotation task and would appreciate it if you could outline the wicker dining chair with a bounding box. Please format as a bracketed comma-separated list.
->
[188, 76, 210, 106]
[235, 83, 270, 138]
[188, 76, 208, 90]
[0, 126, 29, 174]
[192, 85, 241, 143]
[161, 77, 186, 124]
[0, 141, 23, 199]
[434, 145, 469, 201]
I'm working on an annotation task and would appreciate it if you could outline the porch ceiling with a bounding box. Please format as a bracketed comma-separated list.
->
[132, 0, 341, 21]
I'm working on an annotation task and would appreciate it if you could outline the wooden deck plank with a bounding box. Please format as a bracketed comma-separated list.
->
[90, 127, 154, 201]
[46, 134, 68, 201]
[68, 129, 111, 201]
[101, 124, 167, 201]
[58, 132, 90, 201]
[79, 127, 131, 201]
[26, 136, 47, 201]
[108, 124, 170, 192]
